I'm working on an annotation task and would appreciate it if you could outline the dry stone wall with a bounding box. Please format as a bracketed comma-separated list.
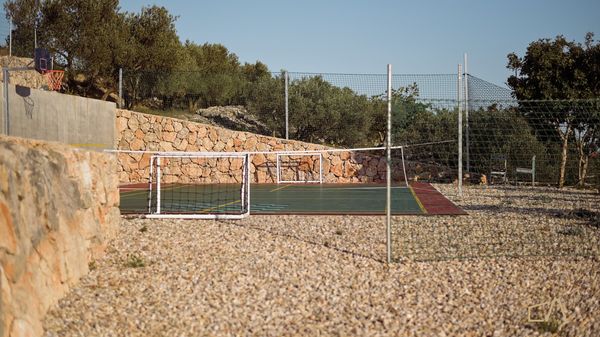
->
[116, 109, 392, 184]
[0, 57, 46, 89]
[0, 135, 120, 337]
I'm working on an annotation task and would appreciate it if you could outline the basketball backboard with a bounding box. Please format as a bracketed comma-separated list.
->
[34, 48, 51, 73]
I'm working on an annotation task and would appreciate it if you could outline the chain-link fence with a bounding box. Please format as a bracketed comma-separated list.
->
[119, 67, 600, 261]
[121, 69, 599, 189]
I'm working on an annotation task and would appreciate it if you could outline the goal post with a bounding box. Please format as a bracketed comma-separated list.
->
[146, 152, 250, 219]
[276, 152, 323, 184]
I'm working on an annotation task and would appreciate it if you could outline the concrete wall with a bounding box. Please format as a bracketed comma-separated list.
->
[116, 109, 398, 184]
[0, 135, 120, 337]
[0, 83, 115, 149]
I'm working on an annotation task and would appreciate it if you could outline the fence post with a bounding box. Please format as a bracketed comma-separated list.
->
[3, 68, 9, 135]
[457, 64, 463, 197]
[284, 70, 289, 139]
[8, 19, 12, 57]
[386, 64, 392, 263]
[464, 53, 470, 173]
[118, 68, 123, 109]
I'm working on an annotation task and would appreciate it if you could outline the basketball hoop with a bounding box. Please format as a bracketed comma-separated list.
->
[43, 70, 64, 91]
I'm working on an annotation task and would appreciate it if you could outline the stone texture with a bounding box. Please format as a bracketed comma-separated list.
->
[114, 109, 392, 184]
[0, 135, 119, 337]
[0, 57, 46, 89]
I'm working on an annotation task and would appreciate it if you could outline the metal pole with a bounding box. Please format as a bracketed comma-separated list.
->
[464, 53, 470, 173]
[284, 70, 289, 139]
[457, 64, 463, 197]
[9, 19, 12, 57]
[118, 68, 123, 109]
[156, 156, 161, 214]
[386, 64, 392, 263]
[3, 68, 9, 135]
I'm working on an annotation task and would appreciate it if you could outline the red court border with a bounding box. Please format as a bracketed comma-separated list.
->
[410, 182, 467, 215]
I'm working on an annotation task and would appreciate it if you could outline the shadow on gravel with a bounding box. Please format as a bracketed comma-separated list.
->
[226, 221, 386, 263]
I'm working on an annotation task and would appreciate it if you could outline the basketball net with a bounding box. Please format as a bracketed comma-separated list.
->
[44, 70, 64, 91]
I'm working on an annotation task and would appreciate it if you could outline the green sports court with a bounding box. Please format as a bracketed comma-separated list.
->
[119, 182, 466, 216]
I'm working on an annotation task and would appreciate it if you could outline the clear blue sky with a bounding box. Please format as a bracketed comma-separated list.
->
[120, 0, 599, 87]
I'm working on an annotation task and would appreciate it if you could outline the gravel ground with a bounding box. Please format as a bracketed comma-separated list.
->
[44, 185, 600, 336]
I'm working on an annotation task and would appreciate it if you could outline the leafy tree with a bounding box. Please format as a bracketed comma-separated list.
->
[390, 87, 459, 170]
[38, 0, 124, 95]
[507, 33, 600, 187]
[245, 73, 286, 137]
[179, 42, 243, 110]
[287, 76, 375, 146]
[6, 1, 181, 101]
[3, 0, 38, 57]
[122, 6, 181, 108]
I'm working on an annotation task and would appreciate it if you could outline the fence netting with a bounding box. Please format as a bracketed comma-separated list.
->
[121, 68, 599, 260]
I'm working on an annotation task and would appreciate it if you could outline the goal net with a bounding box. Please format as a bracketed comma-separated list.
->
[147, 153, 250, 219]
[276, 152, 323, 183]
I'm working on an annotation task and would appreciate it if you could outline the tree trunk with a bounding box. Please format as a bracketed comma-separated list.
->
[187, 96, 198, 113]
[558, 124, 572, 189]
[579, 156, 589, 187]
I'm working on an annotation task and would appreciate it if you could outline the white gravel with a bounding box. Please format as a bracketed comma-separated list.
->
[43, 185, 600, 336]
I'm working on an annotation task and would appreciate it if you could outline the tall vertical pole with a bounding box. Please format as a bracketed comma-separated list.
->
[464, 53, 470, 173]
[386, 64, 392, 263]
[118, 68, 123, 109]
[284, 70, 289, 140]
[8, 19, 12, 57]
[3, 68, 9, 135]
[457, 64, 463, 197]
[156, 156, 161, 214]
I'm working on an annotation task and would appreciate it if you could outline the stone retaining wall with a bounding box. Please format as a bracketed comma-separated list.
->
[0, 135, 120, 337]
[0, 56, 46, 89]
[116, 109, 394, 184]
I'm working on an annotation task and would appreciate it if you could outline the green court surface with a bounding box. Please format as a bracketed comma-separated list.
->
[120, 182, 465, 216]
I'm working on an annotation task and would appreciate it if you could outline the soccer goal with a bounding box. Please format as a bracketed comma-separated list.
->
[147, 152, 250, 219]
[276, 152, 323, 183]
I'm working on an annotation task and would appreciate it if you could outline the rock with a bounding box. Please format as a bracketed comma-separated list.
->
[162, 132, 176, 142]
[331, 163, 343, 177]
[253, 154, 267, 167]
[127, 118, 139, 130]
[0, 135, 118, 337]
[116, 117, 128, 133]
[130, 138, 144, 151]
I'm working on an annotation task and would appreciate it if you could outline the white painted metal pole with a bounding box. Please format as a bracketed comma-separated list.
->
[457, 64, 463, 197]
[386, 64, 392, 263]
[276, 154, 281, 183]
[156, 156, 162, 214]
[3, 68, 9, 135]
[319, 153, 323, 183]
[148, 156, 155, 213]
[245, 153, 251, 215]
[464, 53, 470, 173]
[284, 70, 289, 140]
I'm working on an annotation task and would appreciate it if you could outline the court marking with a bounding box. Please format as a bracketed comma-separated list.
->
[408, 185, 427, 214]
[198, 199, 241, 214]
[119, 182, 465, 215]
[120, 184, 188, 199]
[270, 184, 292, 192]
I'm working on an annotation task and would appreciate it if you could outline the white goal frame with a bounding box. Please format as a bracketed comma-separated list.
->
[276, 152, 323, 184]
[146, 152, 250, 219]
